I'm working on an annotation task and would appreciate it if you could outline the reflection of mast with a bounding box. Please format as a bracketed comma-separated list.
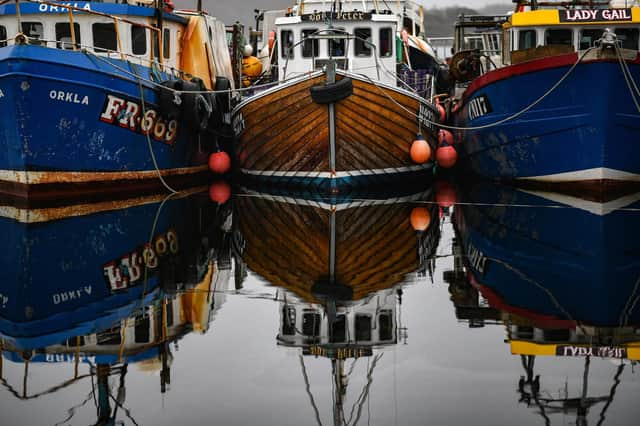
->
[517, 355, 627, 425]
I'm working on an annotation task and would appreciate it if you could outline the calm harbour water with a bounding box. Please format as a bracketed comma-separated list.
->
[0, 181, 639, 426]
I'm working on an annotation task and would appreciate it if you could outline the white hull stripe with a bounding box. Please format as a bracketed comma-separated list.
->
[240, 188, 433, 212]
[517, 167, 640, 182]
[240, 164, 433, 179]
[519, 189, 640, 216]
[0, 165, 209, 185]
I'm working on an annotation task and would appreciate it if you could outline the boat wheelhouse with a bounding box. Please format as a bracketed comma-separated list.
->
[232, 1, 442, 190]
[0, 0, 235, 203]
[449, 1, 640, 197]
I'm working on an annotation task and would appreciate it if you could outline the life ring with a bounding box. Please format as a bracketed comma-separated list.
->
[310, 77, 353, 104]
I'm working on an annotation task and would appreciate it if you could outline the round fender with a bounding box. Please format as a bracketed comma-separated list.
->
[310, 77, 353, 104]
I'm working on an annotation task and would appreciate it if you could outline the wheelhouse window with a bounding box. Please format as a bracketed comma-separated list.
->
[22, 22, 44, 46]
[329, 36, 345, 57]
[302, 312, 320, 336]
[579, 28, 604, 50]
[93, 23, 117, 52]
[131, 25, 147, 55]
[281, 29, 294, 59]
[329, 315, 346, 343]
[301, 29, 319, 58]
[355, 315, 372, 341]
[379, 27, 392, 57]
[0, 26, 7, 48]
[354, 28, 372, 56]
[56, 23, 80, 50]
[545, 28, 573, 47]
[378, 311, 393, 341]
[163, 28, 170, 59]
[518, 29, 536, 50]
[616, 28, 639, 49]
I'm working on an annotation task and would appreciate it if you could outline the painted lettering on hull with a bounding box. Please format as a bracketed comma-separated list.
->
[100, 95, 178, 145]
[556, 345, 628, 359]
[49, 90, 89, 105]
[38, 2, 92, 13]
[467, 95, 492, 121]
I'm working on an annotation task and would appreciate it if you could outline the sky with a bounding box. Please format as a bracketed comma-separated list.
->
[174, 1, 496, 27]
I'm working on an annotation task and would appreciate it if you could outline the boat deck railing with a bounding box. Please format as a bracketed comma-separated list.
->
[5, 0, 175, 73]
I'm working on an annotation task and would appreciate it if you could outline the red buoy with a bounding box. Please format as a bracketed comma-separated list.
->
[209, 151, 231, 174]
[436, 145, 458, 168]
[209, 181, 231, 204]
[438, 129, 454, 146]
[410, 136, 431, 164]
[435, 180, 458, 208]
[410, 207, 431, 231]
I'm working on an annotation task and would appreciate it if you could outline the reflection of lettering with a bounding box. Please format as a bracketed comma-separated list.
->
[557, 345, 627, 359]
[45, 354, 96, 363]
[0, 294, 7, 308]
[103, 229, 179, 292]
[466, 242, 487, 275]
[233, 112, 245, 135]
[0, 89, 4, 99]
[53, 286, 93, 305]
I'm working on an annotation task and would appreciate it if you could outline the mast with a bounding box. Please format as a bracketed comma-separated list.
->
[332, 358, 346, 426]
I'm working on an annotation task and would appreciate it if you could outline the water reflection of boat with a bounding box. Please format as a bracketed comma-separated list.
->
[235, 186, 440, 302]
[443, 181, 640, 425]
[451, 182, 640, 327]
[235, 187, 439, 426]
[0, 189, 224, 350]
[0, 190, 233, 423]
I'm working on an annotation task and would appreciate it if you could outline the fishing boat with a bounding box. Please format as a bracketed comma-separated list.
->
[232, 0, 444, 190]
[449, 1, 640, 198]
[0, 0, 236, 203]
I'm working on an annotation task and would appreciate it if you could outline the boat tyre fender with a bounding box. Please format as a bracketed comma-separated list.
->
[158, 79, 184, 121]
[182, 79, 213, 132]
[310, 77, 353, 105]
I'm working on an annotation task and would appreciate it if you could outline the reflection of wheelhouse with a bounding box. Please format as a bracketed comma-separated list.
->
[277, 287, 400, 354]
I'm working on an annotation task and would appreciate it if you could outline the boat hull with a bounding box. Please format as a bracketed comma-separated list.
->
[0, 45, 212, 202]
[232, 71, 438, 189]
[452, 53, 640, 197]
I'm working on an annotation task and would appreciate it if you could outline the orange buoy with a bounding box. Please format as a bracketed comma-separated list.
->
[436, 145, 458, 168]
[435, 180, 458, 208]
[209, 181, 231, 204]
[410, 207, 431, 231]
[209, 151, 231, 174]
[410, 136, 431, 164]
[242, 56, 262, 78]
[438, 129, 454, 146]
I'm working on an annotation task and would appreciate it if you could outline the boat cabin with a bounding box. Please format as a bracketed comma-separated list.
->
[275, 10, 398, 86]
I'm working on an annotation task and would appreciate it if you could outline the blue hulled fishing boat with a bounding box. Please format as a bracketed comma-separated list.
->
[449, 1, 640, 197]
[0, 0, 235, 202]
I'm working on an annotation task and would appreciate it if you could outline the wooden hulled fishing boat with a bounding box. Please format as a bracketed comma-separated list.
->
[232, 1, 444, 190]
[234, 186, 439, 303]
[0, 0, 236, 203]
[448, 1, 640, 197]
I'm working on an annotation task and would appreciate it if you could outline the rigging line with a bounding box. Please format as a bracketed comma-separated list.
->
[349, 353, 383, 426]
[597, 362, 626, 426]
[615, 43, 640, 101]
[130, 60, 180, 194]
[54, 389, 95, 426]
[108, 393, 140, 426]
[0, 374, 93, 400]
[299, 354, 324, 426]
[619, 275, 640, 328]
[362, 47, 596, 131]
[614, 44, 640, 112]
